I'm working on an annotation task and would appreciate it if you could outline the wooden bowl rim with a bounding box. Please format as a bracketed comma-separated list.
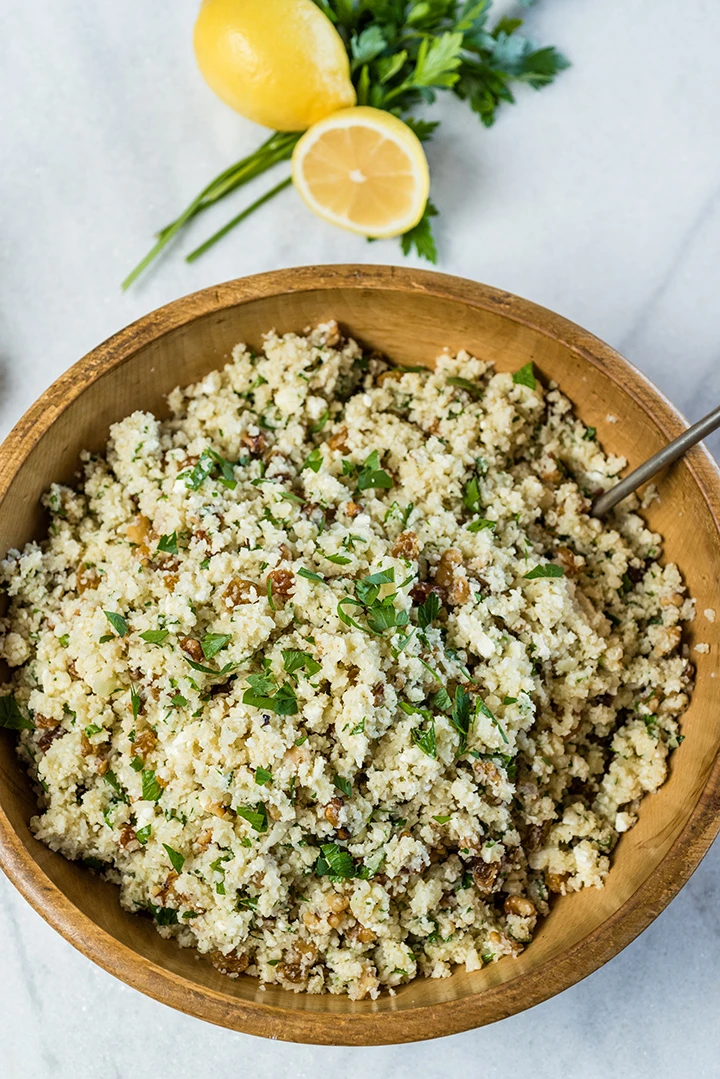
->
[1, 265, 719, 1044]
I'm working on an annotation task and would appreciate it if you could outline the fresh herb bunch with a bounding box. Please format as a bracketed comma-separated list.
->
[123, 0, 567, 288]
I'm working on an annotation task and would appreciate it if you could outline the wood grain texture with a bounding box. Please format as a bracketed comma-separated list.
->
[0, 265, 718, 1045]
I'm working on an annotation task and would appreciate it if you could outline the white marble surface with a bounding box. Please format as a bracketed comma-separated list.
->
[1, 0, 719, 1075]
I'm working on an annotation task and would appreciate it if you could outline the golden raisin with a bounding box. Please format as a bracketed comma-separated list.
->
[391, 531, 420, 560]
[545, 871, 569, 894]
[76, 564, 100, 594]
[435, 549, 463, 589]
[267, 568, 294, 598]
[222, 578, 258, 608]
[471, 858, 500, 895]
[210, 950, 249, 976]
[346, 501, 362, 518]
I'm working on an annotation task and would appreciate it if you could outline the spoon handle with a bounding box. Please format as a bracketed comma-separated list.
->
[591, 403, 720, 518]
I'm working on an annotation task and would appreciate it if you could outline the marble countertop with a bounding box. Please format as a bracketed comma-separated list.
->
[1, 0, 719, 1075]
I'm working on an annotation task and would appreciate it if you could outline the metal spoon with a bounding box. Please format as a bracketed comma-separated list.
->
[591, 403, 720, 517]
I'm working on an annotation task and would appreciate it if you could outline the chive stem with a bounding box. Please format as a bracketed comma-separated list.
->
[185, 176, 293, 263]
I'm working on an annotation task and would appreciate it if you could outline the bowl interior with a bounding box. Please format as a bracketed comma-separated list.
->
[1, 269, 719, 1044]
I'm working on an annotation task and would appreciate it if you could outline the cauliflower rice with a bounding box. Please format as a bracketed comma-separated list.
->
[0, 323, 694, 998]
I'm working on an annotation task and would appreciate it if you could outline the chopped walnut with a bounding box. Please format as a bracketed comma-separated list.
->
[302, 910, 323, 932]
[153, 871, 178, 905]
[410, 580, 446, 605]
[267, 567, 294, 598]
[210, 950, 249, 976]
[38, 725, 67, 753]
[222, 577, 258, 608]
[119, 825, 140, 851]
[324, 797, 343, 827]
[180, 636, 203, 662]
[241, 430, 269, 457]
[35, 714, 58, 730]
[659, 592, 684, 608]
[504, 895, 536, 917]
[555, 546, 584, 578]
[326, 893, 349, 914]
[391, 530, 420, 560]
[652, 625, 682, 658]
[328, 426, 349, 452]
[133, 729, 157, 756]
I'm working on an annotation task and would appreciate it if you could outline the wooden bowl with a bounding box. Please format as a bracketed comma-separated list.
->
[1, 266, 719, 1044]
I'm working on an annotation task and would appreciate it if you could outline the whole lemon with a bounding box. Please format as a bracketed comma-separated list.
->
[193, 0, 356, 132]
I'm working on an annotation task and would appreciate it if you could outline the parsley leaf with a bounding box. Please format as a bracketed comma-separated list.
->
[201, 632, 232, 659]
[156, 532, 178, 555]
[333, 774, 352, 797]
[524, 564, 565, 580]
[237, 802, 268, 833]
[302, 446, 324, 473]
[467, 517, 496, 533]
[512, 363, 536, 390]
[401, 199, 438, 263]
[316, 842, 355, 880]
[141, 769, 163, 802]
[163, 844, 185, 873]
[104, 611, 128, 637]
[282, 649, 322, 680]
[417, 591, 441, 629]
[412, 718, 437, 759]
[140, 629, 169, 644]
[254, 766, 273, 786]
[355, 449, 393, 493]
[449, 684, 473, 753]
[0, 694, 34, 730]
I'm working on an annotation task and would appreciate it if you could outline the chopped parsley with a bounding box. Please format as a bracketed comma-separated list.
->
[162, 844, 185, 873]
[316, 842, 355, 881]
[0, 694, 34, 730]
[236, 802, 268, 833]
[242, 672, 298, 715]
[156, 531, 178, 554]
[302, 447, 323, 473]
[201, 632, 232, 659]
[141, 769, 163, 802]
[139, 629, 169, 644]
[512, 363, 537, 390]
[103, 611, 128, 637]
[333, 774, 352, 798]
[254, 766, 273, 786]
[523, 564, 564, 580]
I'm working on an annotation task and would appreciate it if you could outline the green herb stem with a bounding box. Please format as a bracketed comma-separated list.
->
[186, 176, 293, 263]
[122, 132, 299, 289]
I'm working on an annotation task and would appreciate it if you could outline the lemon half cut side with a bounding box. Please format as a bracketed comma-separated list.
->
[292, 107, 431, 238]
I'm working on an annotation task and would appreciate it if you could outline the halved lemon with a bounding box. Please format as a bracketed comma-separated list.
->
[291, 107, 430, 238]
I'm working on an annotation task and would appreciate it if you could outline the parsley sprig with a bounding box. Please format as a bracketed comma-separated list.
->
[124, 1, 568, 285]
